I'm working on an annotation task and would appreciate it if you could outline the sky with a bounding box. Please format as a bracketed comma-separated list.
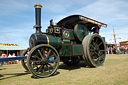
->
[0, 0, 128, 48]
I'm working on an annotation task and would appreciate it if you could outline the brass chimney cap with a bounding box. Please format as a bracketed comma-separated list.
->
[34, 4, 42, 8]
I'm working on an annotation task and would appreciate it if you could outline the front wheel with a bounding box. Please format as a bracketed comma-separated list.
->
[27, 44, 60, 78]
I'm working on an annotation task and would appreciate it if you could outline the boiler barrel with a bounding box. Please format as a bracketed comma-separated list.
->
[46, 35, 62, 49]
[29, 34, 62, 49]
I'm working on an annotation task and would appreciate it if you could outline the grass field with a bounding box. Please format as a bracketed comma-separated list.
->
[0, 54, 128, 85]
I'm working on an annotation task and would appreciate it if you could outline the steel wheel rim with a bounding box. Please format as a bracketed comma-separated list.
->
[82, 34, 106, 67]
[88, 34, 106, 67]
[21, 48, 30, 71]
[27, 44, 59, 77]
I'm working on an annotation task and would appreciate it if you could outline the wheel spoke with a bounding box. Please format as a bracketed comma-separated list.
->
[91, 45, 95, 49]
[38, 50, 44, 59]
[43, 49, 46, 57]
[90, 49, 94, 52]
[31, 61, 38, 65]
[92, 39, 96, 46]
[92, 54, 97, 59]
[47, 49, 52, 58]
[32, 60, 40, 63]
[46, 65, 50, 72]
[91, 52, 94, 56]
[93, 42, 96, 47]
[93, 52, 98, 59]
[95, 38, 98, 44]
[38, 65, 43, 72]
[97, 42, 103, 47]
[98, 55, 104, 61]
[49, 59, 58, 63]
[33, 64, 37, 68]
[36, 66, 39, 71]
[95, 52, 101, 57]
[42, 65, 45, 73]
[49, 54, 55, 58]
[47, 64, 53, 70]
[34, 55, 41, 60]
[49, 60, 55, 63]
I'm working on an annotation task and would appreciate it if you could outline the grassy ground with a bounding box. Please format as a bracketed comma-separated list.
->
[0, 54, 128, 85]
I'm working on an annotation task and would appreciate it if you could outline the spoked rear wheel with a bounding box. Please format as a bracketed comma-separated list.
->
[27, 44, 60, 78]
[82, 34, 106, 67]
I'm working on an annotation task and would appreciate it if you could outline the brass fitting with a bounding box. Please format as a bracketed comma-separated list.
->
[34, 4, 42, 8]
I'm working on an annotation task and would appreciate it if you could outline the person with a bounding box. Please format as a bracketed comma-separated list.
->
[110, 47, 113, 54]
[91, 25, 101, 34]
[1, 54, 6, 65]
[112, 45, 116, 54]
[8, 54, 12, 57]
[107, 47, 109, 54]
[12, 53, 17, 64]
[124, 47, 127, 54]
[120, 46, 125, 54]
[117, 46, 120, 54]
[7, 54, 12, 64]
[4, 54, 8, 65]
[0, 55, 2, 66]
[126, 47, 128, 54]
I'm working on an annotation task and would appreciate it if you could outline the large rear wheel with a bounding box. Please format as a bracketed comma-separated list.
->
[82, 34, 106, 67]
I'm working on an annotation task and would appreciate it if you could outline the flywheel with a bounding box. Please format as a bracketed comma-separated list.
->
[74, 23, 88, 42]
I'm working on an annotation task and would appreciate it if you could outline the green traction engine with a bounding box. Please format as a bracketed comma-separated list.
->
[21, 4, 107, 78]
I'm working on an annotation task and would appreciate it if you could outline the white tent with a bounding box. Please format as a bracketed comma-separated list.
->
[0, 45, 24, 50]
[0, 43, 25, 56]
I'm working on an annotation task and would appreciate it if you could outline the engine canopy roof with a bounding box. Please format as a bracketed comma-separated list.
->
[57, 15, 107, 31]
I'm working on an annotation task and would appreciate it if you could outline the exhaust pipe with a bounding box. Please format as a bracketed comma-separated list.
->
[34, 4, 42, 33]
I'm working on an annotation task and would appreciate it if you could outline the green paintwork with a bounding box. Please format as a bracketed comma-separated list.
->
[59, 44, 83, 56]
[74, 23, 88, 42]
[59, 45, 71, 56]
[63, 39, 71, 45]
[62, 29, 75, 40]
[72, 45, 83, 55]
[47, 35, 62, 49]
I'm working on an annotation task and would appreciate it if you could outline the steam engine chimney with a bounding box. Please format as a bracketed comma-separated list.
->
[34, 4, 42, 33]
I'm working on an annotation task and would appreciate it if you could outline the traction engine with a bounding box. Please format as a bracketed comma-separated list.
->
[21, 4, 107, 78]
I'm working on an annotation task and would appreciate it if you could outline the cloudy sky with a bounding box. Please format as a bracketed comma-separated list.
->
[0, 0, 128, 48]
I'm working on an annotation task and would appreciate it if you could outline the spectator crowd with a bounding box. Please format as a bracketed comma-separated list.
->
[106, 45, 128, 54]
[0, 53, 20, 66]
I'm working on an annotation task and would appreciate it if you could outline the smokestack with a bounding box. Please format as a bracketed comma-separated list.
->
[34, 4, 42, 33]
